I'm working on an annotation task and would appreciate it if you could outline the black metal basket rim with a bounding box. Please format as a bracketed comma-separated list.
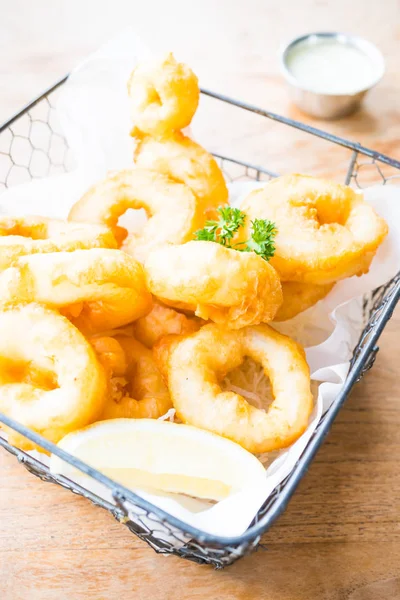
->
[1, 74, 400, 549]
[1, 74, 400, 171]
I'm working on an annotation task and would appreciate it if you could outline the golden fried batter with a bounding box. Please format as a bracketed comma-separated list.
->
[133, 132, 228, 217]
[241, 175, 388, 284]
[133, 300, 201, 348]
[90, 335, 172, 419]
[155, 323, 313, 453]
[0, 249, 152, 334]
[0, 304, 107, 449]
[0, 215, 117, 271]
[144, 241, 283, 329]
[274, 281, 334, 321]
[68, 168, 207, 262]
[128, 52, 199, 136]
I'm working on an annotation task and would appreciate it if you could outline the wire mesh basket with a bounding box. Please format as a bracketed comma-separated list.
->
[0, 78, 399, 569]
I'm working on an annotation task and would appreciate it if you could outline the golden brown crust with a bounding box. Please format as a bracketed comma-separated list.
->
[68, 168, 207, 262]
[242, 174, 388, 284]
[154, 323, 313, 453]
[133, 132, 229, 216]
[0, 303, 107, 449]
[144, 241, 283, 329]
[133, 300, 201, 348]
[274, 281, 335, 321]
[0, 249, 152, 334]
[90, 334, 172, 419]
[0, 215, 117, 271]
[128, 53, 199, 136]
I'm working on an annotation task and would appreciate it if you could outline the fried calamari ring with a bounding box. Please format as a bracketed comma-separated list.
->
[0, 215, 117, 271]
[0, 303, 107, 449]
[89, 335, 128, 376]
[133, 301, 200, 348]
[68, 169, 206, 261]
[128, 52, 199, 136]
[133, 132, 228, 216]
[144, 241, 282, 329]
[274, 281, 335, 322]
[155, 323, 313, 453]
[0, 249, 152, 334]
[241, 175, 388, 285]
[133, 300, 201, 348]
[90, 335, 172, 419]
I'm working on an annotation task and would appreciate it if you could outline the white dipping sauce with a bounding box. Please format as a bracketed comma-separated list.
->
[286, 39, 379, 95]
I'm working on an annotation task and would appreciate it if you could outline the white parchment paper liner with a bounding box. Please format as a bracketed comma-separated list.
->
[1, 32, 399, 542]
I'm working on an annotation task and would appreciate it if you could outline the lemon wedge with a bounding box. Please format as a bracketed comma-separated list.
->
[50, 418, 266, 501]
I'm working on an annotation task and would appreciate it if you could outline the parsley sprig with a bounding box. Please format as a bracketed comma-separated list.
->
[243, 218, 277, 261]
[195, 207, 245, 246]
[194, 207, 277, 262]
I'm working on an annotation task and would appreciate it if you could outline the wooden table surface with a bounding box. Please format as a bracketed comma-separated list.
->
[1, 1, 399, 598]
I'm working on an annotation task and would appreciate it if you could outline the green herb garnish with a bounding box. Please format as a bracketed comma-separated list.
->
[242, 218, 277, 261]
[195, 207, 245, 246]
[194, 207, 277, 262]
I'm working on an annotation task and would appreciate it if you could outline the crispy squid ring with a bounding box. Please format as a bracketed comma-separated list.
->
[0, 249, 152, 334]
[155, 323, 313, 453]
[0, 303, 107, 449]
[241, 175, 388, 284]
[90, 335, 172, 419]
[133, 132, 229, 217]
[274, 281, 335, 322]
[89, 335, 128, 376]
[0, 215, 117, 271]
[133, 300, 201, 348]
[68, 169, 206, 261]
[144, 241, 282, 329]
[128, 52, 199, 136]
